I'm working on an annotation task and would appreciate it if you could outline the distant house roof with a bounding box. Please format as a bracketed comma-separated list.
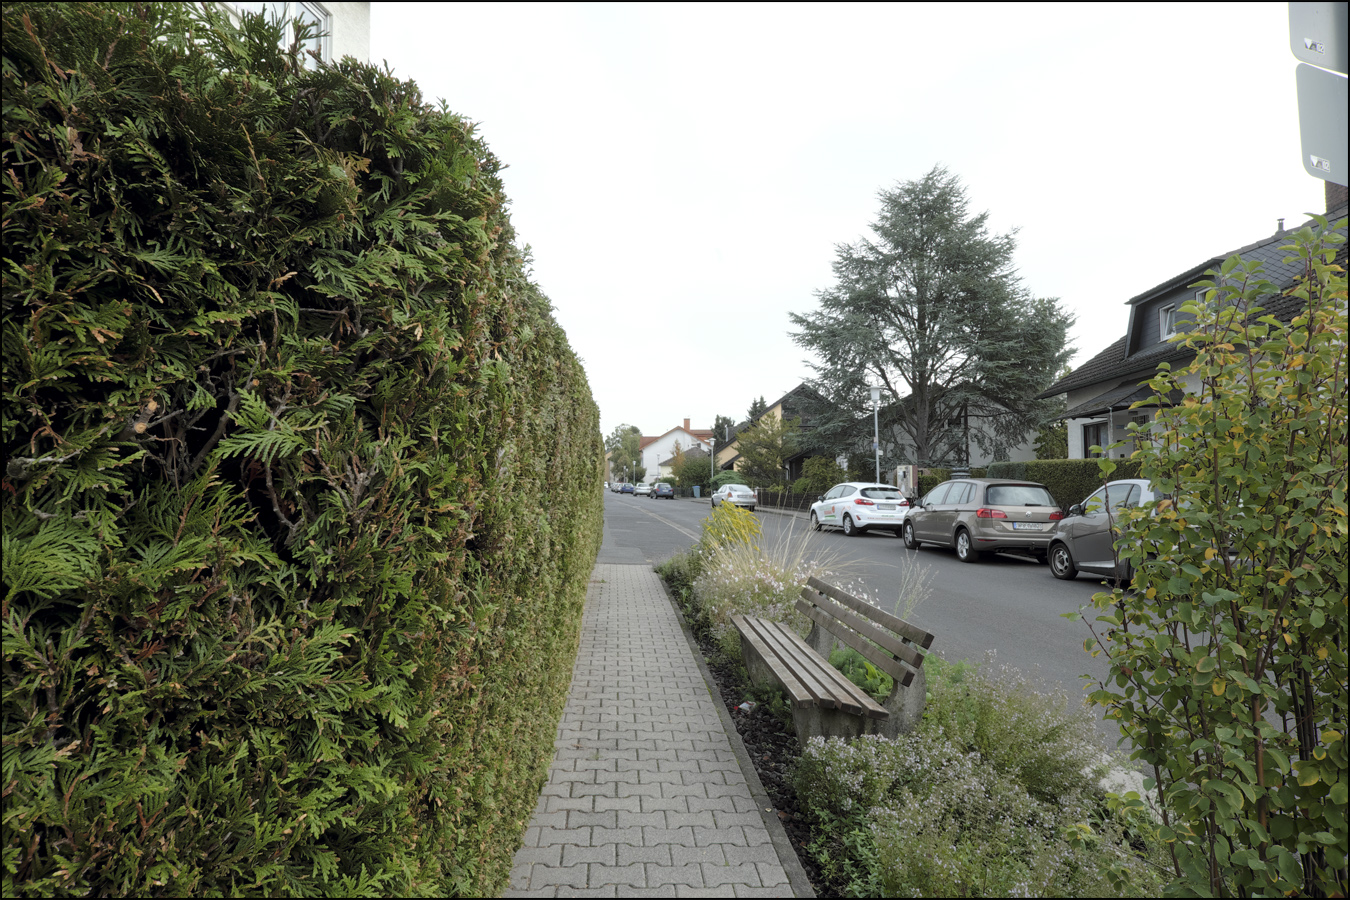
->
[1039, 204, 1348, 402]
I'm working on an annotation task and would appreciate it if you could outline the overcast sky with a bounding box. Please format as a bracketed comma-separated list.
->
[370, 2, 1328, 440]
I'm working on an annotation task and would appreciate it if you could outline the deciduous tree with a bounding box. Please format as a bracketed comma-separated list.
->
[734, 414, 799, 489]
[1076, 219, 1347, 896]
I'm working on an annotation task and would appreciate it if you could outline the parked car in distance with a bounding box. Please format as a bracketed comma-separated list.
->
[610, 481, 624, 492]
[620, 483, 635, 494]
[903, 478, 1063, 563]
[710, 484, 756, 512]
[809, 482, 909, 537]
[634, 483, 653, 496]
[1048, 479, 1162, 581]
[651, 482, 674, 499]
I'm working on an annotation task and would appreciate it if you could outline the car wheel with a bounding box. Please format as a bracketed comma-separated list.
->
[903, 521, 920, 549]
[1049, 543, 1078, 580]
[809, 512, 821, 532]
[842, 514, 857, 537]
[955, 529, 981, 563]
[749, 507, 755, 513]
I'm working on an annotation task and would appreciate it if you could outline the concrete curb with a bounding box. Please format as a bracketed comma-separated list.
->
[653, 571, 817, 899]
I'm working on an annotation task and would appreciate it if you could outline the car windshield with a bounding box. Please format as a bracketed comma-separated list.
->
[860, 488, 901, 500]
[985, 485, 1056, 507]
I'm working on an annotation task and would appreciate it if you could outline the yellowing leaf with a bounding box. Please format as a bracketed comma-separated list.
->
[1212, 680, 1226, 696]
[1284, 633, 1293, 646]
[1204, 547, 1218, 560]
[1317, 646, 1328, 660]
[1146, 587, 1157, 600]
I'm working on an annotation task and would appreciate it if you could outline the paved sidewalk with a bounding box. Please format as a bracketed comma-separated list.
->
[504, 564, 808, 898]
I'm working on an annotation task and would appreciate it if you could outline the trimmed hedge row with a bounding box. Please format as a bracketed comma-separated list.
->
[2, 4, 600, 896]
[917, 459, 1144, 509]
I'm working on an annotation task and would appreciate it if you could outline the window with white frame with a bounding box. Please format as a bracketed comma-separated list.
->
[1159, 303, 1178, 340]
[224, 2, 330, 68]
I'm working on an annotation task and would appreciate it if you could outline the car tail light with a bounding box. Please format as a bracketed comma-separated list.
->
[898, 499, 909, 506]
[976, 508, 1007, 518]
[1049, 511, 1064, 520]
[854, 498, 875, 506]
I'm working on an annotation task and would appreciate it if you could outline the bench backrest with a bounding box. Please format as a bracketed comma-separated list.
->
[796, 576, 934, 688]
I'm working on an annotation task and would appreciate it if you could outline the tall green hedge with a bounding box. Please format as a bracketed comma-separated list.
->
[2, 3, 601, 896]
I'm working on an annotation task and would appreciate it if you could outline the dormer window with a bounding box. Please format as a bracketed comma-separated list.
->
[1159, 303, 1178, 340]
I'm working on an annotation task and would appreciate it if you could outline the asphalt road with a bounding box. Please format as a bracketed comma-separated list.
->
[601, 490, 1133, 751]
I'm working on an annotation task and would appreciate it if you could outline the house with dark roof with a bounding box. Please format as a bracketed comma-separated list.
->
[714, 383, 826, 482]
[1038, 184, 1348, 459]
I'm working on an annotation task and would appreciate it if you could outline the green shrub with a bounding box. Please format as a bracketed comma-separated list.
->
[791, 656, 1164, 898]
[2, 4, 600, 896]
[922, 654, 1105, 802]
[829, 647, 893, 703]
[710, 469, 751, 490]
[987, 458, 1144, 510]
[1077, 220, 1348, 896]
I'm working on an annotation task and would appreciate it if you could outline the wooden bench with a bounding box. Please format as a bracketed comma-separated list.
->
[730, 576, 935, 746]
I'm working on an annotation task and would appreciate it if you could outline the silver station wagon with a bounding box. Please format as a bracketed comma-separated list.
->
[903, 478, 1064, 562]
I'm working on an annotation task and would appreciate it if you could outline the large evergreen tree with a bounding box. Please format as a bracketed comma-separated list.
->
[790, 165, 1073, 467]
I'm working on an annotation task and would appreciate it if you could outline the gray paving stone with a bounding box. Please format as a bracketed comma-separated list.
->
[756, 861, 791, 886]
[513, 844, 563, 867]
[644, 863, 704, 888]
[642, 825, 696, 846]
[670, 844, 727, 866]
[733, 886, 797, 898]
[616, 810, 668, 828]
[556, 884, 615, 898]
[535, 826, 590, 847]
[711, 811, 765, 829]
[587, 862, 647, 888]
[702, 861, 762, 887]
[693, 825, 746, 846]
[528, 864, 589, 888]
[567, 809, 618, 829]
[562, 843, 617, 867]
[589, 826, 643, 847]
[723, 843, 781, 866]
[665, 810, 716, 829]
[619, 844, 674, 866]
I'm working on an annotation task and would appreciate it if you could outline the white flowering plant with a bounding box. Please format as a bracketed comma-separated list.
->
[791, 656, 1169, 897]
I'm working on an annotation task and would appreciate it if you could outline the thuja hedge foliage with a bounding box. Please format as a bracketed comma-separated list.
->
[2, 3, 602, 896]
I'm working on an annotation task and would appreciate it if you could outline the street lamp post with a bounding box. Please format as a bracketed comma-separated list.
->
[869, 384, 882, 483]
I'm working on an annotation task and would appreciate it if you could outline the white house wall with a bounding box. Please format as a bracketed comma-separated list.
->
[639, 430, 712, 484]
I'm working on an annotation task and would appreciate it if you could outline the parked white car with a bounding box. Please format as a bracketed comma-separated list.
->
[809, 482, 909, 537]
[710, 484, 756, 512]
[634, 483, 653, 496]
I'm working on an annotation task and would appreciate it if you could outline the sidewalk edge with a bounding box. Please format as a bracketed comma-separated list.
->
[652, 568, 816, 899]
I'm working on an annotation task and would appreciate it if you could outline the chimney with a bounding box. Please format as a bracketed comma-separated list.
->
[1277, 217, 1285, 233]
[683, 418, 690, 431]
[1328, 180, 1349, 214]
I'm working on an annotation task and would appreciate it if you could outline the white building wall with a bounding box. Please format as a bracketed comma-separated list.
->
[326, 1, 370, 63]
[640, 430, 712, 484]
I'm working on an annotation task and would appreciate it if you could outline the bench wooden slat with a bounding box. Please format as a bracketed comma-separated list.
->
[797, 598, 915, 688]
[746, 616, 852, 712]
[753, 619, 871, 717]
[730, 615, 815, 709]
[799, 587, 926, 671]
[765, 621, 888, 720]
[806, 575, 935, 649]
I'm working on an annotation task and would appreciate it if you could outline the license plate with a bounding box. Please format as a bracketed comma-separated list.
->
[878, 504, 896, 510]
[1012, 522, 1042, 530]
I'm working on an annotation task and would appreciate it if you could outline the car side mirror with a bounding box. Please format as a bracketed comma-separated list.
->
[1067, 504, 1083, 517]
[816, 495, 824, 503]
